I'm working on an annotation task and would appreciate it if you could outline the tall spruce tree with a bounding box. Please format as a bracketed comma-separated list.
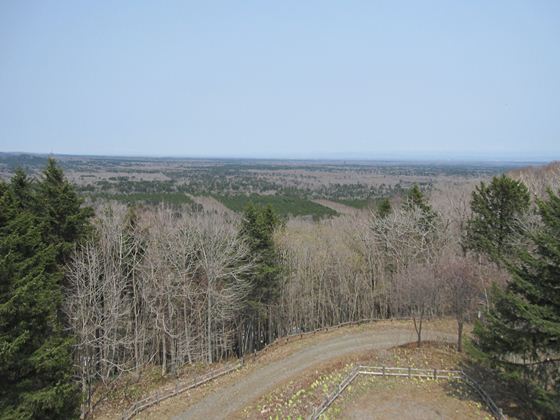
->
[37, 158, 93, 264]
[0, 161, 91, 419]
[239, 204, 282, 350]
[405, 185, 431, 213]
[404, 184, 438, 233]
[464, 175, 530, 263]
[471, 189, 560, 416]
[376, 197, 392, 218]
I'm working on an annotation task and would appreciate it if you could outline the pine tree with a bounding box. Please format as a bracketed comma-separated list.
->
[376, 197, 392, 218]
[239, 204, 282, 350]
[471, 189, 560, 416]
[404, 184, 438, 232]
[405, 185, 429, 210]
[37, 158, 93, 264]
[464, 175, 530, 263]
[0, 161, 91, 419]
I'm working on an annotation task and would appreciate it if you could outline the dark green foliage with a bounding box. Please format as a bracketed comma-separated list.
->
[464, 175, 530, 262]
[240, 204, 282, 305]
[0, 161, 91, 419]
[216, 194, 337, 219]
[92, 191, 195, 207]
[404, 184, 437, 229]
[37, 159, 93, 264]
[333, 198, 373, 209]
[376, 197, 392, 218]
[405, 185, 433, 215]
[239, 204, 282, 350]
[471, 189, 560, 417]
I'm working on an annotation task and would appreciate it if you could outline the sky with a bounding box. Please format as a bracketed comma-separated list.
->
[1, 1, 559, 161]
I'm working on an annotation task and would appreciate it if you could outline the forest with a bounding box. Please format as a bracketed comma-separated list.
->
[1, 157, 559, 419]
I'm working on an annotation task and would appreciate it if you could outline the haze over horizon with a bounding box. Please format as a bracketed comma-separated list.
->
[1, 1, 559, 160]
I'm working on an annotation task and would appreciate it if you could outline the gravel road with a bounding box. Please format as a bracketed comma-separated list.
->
[172, 326, 455, 419]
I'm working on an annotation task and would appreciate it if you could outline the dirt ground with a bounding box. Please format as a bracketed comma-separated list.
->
[328, 376, 492, 420]
[97, 320, 496, 420]
[239, 337, 496, 420]
[137, 321, 456, 419]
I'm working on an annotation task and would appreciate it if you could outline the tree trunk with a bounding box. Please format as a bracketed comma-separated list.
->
[207, 290, 212, 364]
[457, 320, 464, 352]
[412, 310, 423, 347]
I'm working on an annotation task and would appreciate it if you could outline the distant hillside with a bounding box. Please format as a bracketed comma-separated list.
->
[508, 161, 560, 198]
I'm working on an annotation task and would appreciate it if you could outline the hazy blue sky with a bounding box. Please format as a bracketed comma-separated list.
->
[1, 1, 559, 160]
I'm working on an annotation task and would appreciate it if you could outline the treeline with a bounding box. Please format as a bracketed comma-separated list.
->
[278, 176, 559, 416]
[1, 161, 558, 418]
[2, 160, 283, 418]
[65, 205, 284, 416]
[67, 205, 253, 413]
[275, 186, 471, 343]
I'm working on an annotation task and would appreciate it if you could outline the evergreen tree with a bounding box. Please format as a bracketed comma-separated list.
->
[471, 189, 560, 416]
[37, 158, 93, 263]
[239, 204, 282, 349]
[464, 175, 530, 263]
[404, 184, 437, 231]
[406, 185, 428, 209]
[376, 197, 392, 218]
[0, 161, 90, 419]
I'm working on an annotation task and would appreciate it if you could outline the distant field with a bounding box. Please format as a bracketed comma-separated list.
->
[1, 153, 526, 215]
[334, 198, 377, 209]
[336, 197, 398, 210]
[91, 192, 195, 206]
[213, 194, 338, 219]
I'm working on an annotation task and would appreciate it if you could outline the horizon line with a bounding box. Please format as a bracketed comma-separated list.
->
[0, 150, 556, 164]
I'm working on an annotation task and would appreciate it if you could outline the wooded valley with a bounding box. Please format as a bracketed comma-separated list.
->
[1, 156, 559, 419]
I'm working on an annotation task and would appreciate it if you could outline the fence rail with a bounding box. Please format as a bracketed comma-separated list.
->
[277, 316, 412, 345]
[121, 361, 242, 420]
[120, 316, 415, 419]
[309, 365, 505, 420]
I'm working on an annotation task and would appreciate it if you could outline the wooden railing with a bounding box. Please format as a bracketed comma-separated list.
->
[309, 365, 505, 420]
[120, 316, 419, 419]
[268, 316, 412, 350]
[121, 361, 242, 420]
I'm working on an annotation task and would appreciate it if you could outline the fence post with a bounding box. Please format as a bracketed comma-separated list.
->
[408, 366, 411, 378]
[433, 369, 437, 380]
[382, 366, 386, 378]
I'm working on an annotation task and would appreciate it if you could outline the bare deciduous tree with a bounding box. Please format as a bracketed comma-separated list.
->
[65, 204, 254, 417]
[439, 255, 481, 352]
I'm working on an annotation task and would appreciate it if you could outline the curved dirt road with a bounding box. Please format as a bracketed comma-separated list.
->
[172, 325, 455, 419]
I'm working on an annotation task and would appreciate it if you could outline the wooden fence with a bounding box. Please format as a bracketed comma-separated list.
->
[272, 316, 412, 348]
[121, 361, 242, 420]
[120, 316, 416, 419]
[308, 365, 505, 420]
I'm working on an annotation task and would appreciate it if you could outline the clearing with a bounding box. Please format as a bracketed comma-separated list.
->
[134, 320, 468, 419]
[329, 377, 491, 419]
